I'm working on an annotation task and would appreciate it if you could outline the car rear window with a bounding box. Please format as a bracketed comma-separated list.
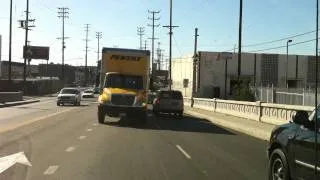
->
[171, 91, 183, 99]
[159, 91, 182, 99]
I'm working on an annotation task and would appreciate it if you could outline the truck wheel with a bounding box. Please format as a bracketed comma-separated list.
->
[98, 108, 105, 124]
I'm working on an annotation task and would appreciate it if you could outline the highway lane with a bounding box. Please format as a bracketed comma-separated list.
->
[0, 99, 268, 180]
[0, 96, 97, 133]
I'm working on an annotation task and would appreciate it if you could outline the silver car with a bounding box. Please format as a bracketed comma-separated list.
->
[152, 90, 184, 117]
[82, 89, 94, 98]
[57, 88, 81, 106]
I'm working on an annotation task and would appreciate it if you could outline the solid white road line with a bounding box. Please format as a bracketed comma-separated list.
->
[176, 145, 192, 159]
[65, 146, 76, 152]
[87, 128, 92, 132]
[78, 136, 87, 140]
[43, 165, 59, 175]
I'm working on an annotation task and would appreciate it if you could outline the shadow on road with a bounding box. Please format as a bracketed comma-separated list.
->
[58, 104, 88, 107]
[102, 112, 235, 135]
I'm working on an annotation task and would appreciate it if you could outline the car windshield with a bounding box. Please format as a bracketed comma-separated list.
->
[105, 74, 143, 90]
[60, 89, 78, 94]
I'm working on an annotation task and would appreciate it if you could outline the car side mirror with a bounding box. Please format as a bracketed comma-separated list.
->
[293, 111, 309, 126]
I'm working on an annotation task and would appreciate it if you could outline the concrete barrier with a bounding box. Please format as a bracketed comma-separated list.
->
[0, 99, 40, 108]
[184, 97, 314, 125]
[0, 92, 23, 103]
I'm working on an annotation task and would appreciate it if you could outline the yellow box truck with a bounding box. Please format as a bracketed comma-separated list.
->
[97, 48, 150, 124]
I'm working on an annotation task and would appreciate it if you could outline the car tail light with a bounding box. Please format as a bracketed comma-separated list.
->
[156, 99, 160, 104]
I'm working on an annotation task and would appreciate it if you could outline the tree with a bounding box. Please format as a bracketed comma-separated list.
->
[232, 80, 255, 102]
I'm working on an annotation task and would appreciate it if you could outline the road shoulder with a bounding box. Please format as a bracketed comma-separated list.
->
[184, 106, 275, 141]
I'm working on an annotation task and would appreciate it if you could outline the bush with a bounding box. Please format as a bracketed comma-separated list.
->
[232, 80, 255, 102]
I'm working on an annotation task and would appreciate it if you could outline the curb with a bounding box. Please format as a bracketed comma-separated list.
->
[185, 109, 272, 141]
[0, 99, 40, 108]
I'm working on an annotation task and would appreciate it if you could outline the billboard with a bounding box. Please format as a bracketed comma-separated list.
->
[23, 46, 50, 60]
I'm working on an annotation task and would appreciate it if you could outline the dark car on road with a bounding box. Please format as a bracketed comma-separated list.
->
[152, 90, 184, 117]
[267, 107, 320, 180]
[93, 87, 100, 94]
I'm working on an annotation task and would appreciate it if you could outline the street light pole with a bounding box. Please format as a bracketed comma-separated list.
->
[8, 0, 13, 81]
[286, 39, 293, 88]
[314, 0, 319, 178]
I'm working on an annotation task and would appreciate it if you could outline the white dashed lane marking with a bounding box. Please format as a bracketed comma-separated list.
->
[43, 165, 59, 175]
[65, 146, 76, 152]
[87, 128, 92, 132]
[92, 123, 98, 126]
[176, 145, 192, 159]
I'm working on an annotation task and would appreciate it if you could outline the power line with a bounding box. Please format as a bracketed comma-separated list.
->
[244, 30, 317, 48]
[173, 35, 183, 57]
[222, 29, 320, 52]
[247, 38, 319, 53]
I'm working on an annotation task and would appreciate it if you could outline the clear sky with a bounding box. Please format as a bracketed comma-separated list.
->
[0, 0, 318, 66]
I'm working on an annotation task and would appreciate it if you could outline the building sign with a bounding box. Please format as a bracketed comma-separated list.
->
[183, 79, 189, 88]
[221, 52, 233, 59]
[110, 55, 141, 61]
[23, 46, 49, 60]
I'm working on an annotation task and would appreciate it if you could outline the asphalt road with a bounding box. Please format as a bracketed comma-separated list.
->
[0, 97, 268, 180]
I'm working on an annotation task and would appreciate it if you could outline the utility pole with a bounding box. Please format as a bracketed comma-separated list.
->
[163, 0, 179, 90]
[157, 42, 161, 70]
[191, 28, 199, 107]
[8, 0, 13, 81]
[148, 10, 160, 74]
[144, 40, 148, 50]
[314, 0, 319, 178]
[84, 24, 90, 87]
[96, 32, 102, 87]
[237, 0, 243, 83]
[137, 27, 145, 50]
[57, 7, 69, 82]
[19, 0, 35, 91]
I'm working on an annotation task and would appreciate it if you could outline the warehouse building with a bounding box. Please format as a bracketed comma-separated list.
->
[172, 51, 316, 99]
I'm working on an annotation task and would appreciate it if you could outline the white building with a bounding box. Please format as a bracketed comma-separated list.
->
[172, 51, 316, 99]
